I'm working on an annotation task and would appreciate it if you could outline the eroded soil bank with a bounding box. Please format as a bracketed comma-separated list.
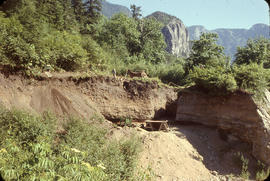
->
[0, 72, 267, 180]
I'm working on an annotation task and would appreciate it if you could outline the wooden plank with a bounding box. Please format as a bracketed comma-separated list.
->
[145, 120, 169, 131]
[145, 120, 168, 123]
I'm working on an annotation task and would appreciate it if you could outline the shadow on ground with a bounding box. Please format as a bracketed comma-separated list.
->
[168, 121, 259, 179]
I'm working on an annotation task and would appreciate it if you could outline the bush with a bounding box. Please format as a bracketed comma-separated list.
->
[188, 65, 237, 95]
[0, 108, 142, 180]
[233, 63, 270, 96]
[157, 63, 185, 85]
[234, 37, 270, 66]
[37, 31, 88, 71]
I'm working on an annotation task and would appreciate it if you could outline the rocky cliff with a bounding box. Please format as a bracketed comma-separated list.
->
[176, 89, 270, 165]
[147, 11, 190, 57]
[188, 24, 270, 58]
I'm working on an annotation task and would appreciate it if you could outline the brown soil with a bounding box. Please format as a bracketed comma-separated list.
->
[0, 72, 259, 181]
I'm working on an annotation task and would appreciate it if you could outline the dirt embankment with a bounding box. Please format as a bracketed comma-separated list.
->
[176, 89, 270, 166]
[0, 72, 264, 181]
[0, 72, 177, 121]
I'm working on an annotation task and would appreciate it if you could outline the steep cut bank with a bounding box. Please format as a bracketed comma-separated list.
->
[0, 72, 177, 121]
[176, 89, 270, 166]
[0, 71, 267, 180]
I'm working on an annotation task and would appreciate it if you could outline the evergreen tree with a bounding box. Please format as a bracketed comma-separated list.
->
[71, 0, 86, 24]
[84, 0, 102, 24]
[130, 4, 142, 20]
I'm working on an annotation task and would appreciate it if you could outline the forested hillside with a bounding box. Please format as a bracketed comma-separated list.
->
[0, 0, 270, 94]
[0, 0, 179, 77]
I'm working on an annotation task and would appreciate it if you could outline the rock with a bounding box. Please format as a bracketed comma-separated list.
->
[210, 171, 218, 176]
[176, 89, 270, 165]
[44, 71, 52, 78]
[147, 11, 190, 57]
[162, 18, 190, 57]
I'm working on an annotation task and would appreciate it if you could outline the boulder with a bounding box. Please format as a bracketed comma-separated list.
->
[176, 89, 270, 165]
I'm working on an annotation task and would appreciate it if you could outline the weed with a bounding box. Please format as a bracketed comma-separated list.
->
[233, 152, 250, 180]
[255, 160, 270, 181]
[0, 107, 143, 180]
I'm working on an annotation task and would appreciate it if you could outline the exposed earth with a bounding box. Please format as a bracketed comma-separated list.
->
[0, 71, 265, 181]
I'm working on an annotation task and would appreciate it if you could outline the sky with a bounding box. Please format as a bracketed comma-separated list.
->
[107, 0, 269, 30]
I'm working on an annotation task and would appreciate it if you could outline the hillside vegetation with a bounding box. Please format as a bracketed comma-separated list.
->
[1, 0, 269, 96]
[0, 107, 146, 180]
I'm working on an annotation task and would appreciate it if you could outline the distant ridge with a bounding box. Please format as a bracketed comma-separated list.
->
[101, 1, 269, 58]
[187, 23, 270, 57]
[101, 0, 131, 18]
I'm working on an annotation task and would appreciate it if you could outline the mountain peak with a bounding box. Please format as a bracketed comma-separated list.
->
[101, 0, 131, 18]
[146, 11, 182, 26]
[250, 23, 269, 31]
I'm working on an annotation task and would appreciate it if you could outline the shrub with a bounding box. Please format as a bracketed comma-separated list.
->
[0, 108, 142, 180]
[157, 63, 185, 85]
[234, 37, 270, 66]
[37, 31, 88, 71]
[188, 65, 237, 95]
[255, 161, 270, 181]
[233, 63, 270, 96]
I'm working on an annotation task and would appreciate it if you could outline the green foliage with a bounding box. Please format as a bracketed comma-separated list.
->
[233, 152, 250, 180]
[98, 13, 166, 64]
[139, 18, 166, 64]
[188, 65, 237, 95]
[37, 31, 88, 71]
[100, 13, 140, 59]
[0, 108, 142, 180]
[130, 4, 142, 20]
[233, 63, 270, 96]
[234, 37, 270, 67]
[187, 33, 228, 70]
[0, 1, 167, 76]
[151, 62, 185, 86]
[84, 0, 102, 24]
[256, 160, 270, 181]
